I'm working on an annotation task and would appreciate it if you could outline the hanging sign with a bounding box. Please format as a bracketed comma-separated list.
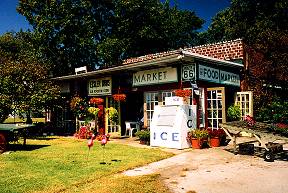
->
[198, 64, 240, 86]
[88, 77, 112, 96]
[198, 65, 219, 83]
[182, 64, 196, 81]
[219, 70, 240, 86]
[133, 67, 177, 86]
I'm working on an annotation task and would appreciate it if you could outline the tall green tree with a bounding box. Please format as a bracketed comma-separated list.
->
[200, 0, 288, 110]
[17, 0, 114, 76]
[106, 0, 203, 62]
[0, 32, 60, 123]
[17, 0, 203, 72]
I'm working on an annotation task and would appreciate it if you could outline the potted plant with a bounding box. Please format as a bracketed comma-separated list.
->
[207, 128, 226, 147]
[89, 97, 104, 105]
[112, 93, 126, 102]
[186, 128, 209, 149]
[135, 130, 150, 145]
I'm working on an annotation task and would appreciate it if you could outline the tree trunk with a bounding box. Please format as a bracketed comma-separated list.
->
[26, 109, 32, 124]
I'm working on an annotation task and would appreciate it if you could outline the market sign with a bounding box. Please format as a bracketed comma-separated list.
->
[181, 64, 196, 81]
[88, 77, 112, 96]
[198, 64, 240, 86]
[133, 67, 177, 86]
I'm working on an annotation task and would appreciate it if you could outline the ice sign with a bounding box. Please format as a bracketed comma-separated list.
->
[150, 104, 197, 149]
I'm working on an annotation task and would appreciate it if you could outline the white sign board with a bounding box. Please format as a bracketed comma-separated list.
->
[182, 64, 196, 81]
[198, 64, 240, 86]
[133, 67, 177, 86]
[150, 104, 197, 149]
[88, 77, 112, 96]
[165, 97, 185, 106]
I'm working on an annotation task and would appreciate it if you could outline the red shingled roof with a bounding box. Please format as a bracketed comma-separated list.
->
[122, 39, 243, 65]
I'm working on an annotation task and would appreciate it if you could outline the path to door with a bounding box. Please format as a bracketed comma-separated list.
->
[114, 138, 288, 193]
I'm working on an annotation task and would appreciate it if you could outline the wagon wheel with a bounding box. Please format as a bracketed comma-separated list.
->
[0, 133, 7, 153]
[264, 150, 274, 162]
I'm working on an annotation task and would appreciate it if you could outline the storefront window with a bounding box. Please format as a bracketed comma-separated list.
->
[207, 88, 225, 129]
[107, 97, 120, 133]
[235, 91, 253, 119]
[145, 92, 158, 127]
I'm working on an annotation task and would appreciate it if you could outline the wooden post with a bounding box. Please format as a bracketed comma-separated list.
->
[233, 135, 237, 154]
[105, 97, 108, 134]
[75, 116, 78, 133]
[118, 101, 121, 135]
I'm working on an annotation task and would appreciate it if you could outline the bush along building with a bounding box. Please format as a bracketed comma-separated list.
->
[52, 39, 252, 136]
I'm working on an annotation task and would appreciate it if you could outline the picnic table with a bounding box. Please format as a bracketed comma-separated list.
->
[0, 123, 35, 153]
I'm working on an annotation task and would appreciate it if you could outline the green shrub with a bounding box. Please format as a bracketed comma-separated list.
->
[227, 105, 241, 121]
[256, 101, 288, 123]
[135, 130, 150, 142]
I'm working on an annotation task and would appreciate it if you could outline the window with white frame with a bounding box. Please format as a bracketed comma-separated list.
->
[145, 92, 159, 127]
[235, 91, 253, 119]
[207, 88, 225, 129]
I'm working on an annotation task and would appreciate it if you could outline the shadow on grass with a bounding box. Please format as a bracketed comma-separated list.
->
[224, 146, 288, 162]
[27, 136, 58, 140]
[7, 144, 50, 152]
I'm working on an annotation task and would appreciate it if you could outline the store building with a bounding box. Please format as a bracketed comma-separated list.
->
[53, 39, 246, 135]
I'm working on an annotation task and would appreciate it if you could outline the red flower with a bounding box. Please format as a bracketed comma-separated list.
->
[276, 123, 288, 129]
[89, 97, 104, 105]
[174, 89, 192, 97]
[113, 94, 126, 102]
[244, 115, 256, 127]
[207, 128, 225, 138]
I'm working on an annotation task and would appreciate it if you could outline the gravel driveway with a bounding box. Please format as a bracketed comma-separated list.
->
[120, 138, 288, 193]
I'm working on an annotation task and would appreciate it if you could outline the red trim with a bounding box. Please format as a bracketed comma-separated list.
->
[196, 96, 200, 128]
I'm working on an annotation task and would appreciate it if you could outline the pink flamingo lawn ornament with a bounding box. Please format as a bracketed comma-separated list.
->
[100, 135, 108, 164]
[87, 134, 95, 160]
[101, 135, 107, 146]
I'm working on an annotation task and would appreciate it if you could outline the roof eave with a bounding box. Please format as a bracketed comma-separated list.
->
[51, 53, 181, 81]
[181, 51, 244, 68]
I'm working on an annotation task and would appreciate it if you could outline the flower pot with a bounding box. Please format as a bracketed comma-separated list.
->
[191, 138, 202, 149]
[140, 140, 147, 145]
[210, 137, 220, 147]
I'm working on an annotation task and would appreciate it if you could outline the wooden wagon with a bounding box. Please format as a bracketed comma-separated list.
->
[222, 127, 287, 162]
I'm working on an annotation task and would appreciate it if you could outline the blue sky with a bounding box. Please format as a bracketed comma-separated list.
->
[0, 0, 230, 35]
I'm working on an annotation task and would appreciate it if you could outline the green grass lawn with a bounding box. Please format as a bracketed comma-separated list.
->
[0, 137, 173, 193]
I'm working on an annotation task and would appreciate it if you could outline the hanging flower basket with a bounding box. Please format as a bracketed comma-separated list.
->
[89, 97, 104, 105]
[174, 89, 192, 97]
[112, 94, 126, 102]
